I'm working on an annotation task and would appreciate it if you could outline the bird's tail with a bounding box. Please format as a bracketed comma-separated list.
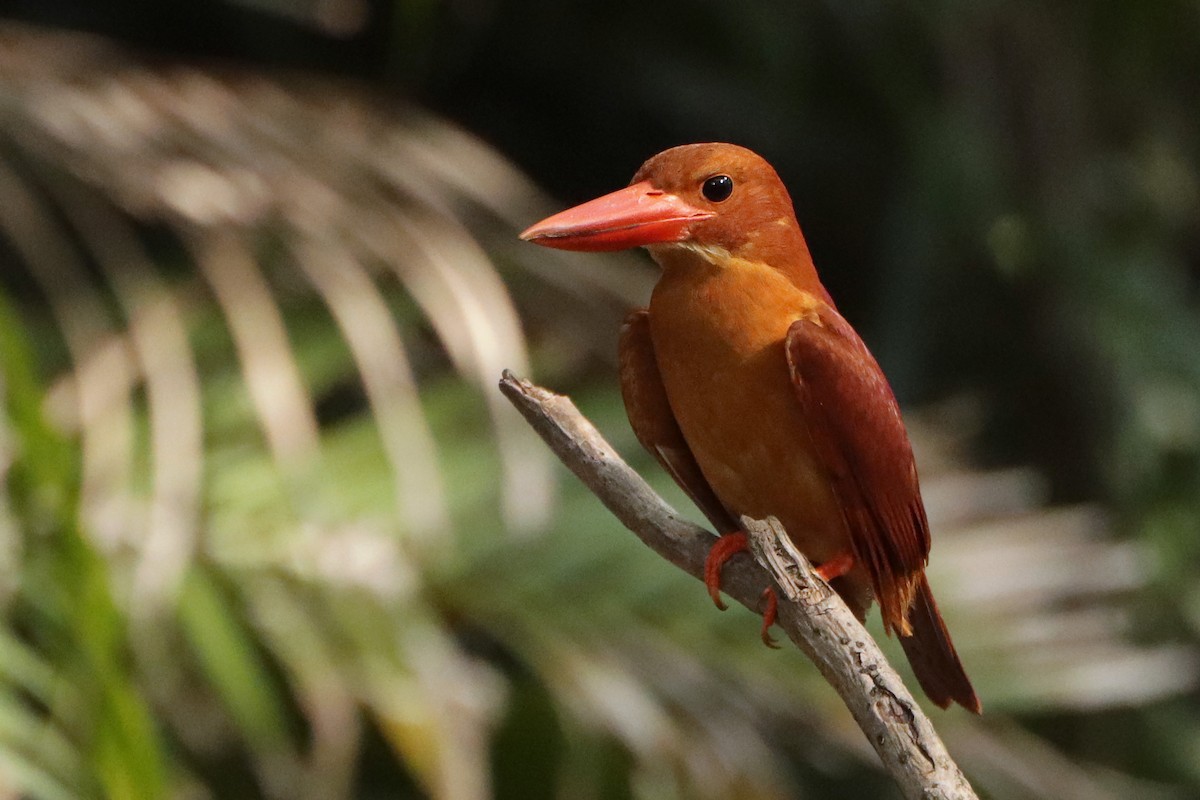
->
[898, 574, 981, 714]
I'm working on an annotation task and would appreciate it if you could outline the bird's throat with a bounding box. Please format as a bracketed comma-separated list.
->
[647, 238, 828, 304]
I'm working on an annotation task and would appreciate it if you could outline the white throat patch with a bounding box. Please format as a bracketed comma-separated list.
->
[670, 241, 733, 265]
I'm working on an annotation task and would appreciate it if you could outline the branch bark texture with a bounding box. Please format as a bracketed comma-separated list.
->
[499, 370, 978, 800]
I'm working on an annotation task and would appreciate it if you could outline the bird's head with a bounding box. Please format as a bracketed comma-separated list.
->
[521, 143, 818, 288]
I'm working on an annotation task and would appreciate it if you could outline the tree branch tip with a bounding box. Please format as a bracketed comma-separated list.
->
[498, 368, 527, 395]
[500, 369, 564, 408]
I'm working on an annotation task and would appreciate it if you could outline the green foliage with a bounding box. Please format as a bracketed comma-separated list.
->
[0, 292, 167, 800]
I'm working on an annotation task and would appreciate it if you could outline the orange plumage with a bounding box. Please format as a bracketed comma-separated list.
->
[522, 143, 979, 713]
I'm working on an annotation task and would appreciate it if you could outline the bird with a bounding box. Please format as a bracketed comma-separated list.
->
[520, 143, 980, 713]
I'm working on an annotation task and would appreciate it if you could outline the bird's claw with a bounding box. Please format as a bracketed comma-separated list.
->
[760, 587, 779, 648]
[704, 531, 749, 611]
[705, 531, 780, 648]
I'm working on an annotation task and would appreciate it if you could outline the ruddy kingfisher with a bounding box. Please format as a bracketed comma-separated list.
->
[520, 143, 979, 712]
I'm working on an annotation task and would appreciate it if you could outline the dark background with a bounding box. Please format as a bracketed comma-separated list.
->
[3, 1, 1200, 797]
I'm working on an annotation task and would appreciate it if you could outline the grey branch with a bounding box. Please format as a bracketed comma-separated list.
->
[499, 370, 978, 800]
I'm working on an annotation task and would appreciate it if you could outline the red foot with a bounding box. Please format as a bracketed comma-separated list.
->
[704, 531, 748, 610]
[815, 552, 855, 583]
[705, 531, 781, 648]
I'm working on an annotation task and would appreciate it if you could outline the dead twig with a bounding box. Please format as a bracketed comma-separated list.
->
[499, 370, 978, 800]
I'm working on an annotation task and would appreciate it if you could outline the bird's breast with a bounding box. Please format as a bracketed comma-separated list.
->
[647, 257, 850, 563]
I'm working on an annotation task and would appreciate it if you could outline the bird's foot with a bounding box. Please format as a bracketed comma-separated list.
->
[814, 552, 854, 583]
[705, 531, 781, 647]
[704, 531, 748, 610]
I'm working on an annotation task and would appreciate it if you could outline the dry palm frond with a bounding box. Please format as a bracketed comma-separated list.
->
[0, 20, 1190, 800]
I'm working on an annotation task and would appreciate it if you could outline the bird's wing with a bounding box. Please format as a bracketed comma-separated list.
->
[785, 306, 930, 636]
[619, 309, 738, 533]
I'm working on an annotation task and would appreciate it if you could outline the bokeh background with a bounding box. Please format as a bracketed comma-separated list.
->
[1, 2, 1199, 798]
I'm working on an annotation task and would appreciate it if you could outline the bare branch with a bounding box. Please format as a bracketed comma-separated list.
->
[499, 370, 978, 800]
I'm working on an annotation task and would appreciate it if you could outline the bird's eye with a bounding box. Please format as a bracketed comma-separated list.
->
[701, 174, 734, 203]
